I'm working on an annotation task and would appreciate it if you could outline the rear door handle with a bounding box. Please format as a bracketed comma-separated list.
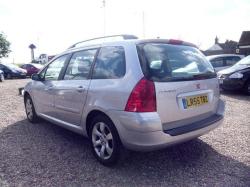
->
[44, 86, 54, 91]
[76, 86, 85, 93]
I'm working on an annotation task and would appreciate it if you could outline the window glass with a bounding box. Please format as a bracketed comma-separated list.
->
[211, 58, 224, 68]
[92, 46, 126, 79]
[44, 55, 68, 80]
[238, 55, 250, 65]
[138, 43, 215, 82]
[225, 56, 241, 66]
[64, 49, 97, 80]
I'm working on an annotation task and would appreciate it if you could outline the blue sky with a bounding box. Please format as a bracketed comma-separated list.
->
[0, 0, 250, 63]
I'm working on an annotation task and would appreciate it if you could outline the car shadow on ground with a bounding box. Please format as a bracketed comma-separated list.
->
[221, 90, 250, 102]
[0, 119, 249, 186]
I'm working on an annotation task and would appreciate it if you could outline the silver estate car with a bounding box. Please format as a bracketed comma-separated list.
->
[24, 35, 225, 165]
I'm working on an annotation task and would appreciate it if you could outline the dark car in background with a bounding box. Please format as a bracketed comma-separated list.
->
[0, 63, 27, 79]
[207, 54, 244, 72]
[0, 69, 4, 82]
[217, 55, 250, 95]
[20, 63, 43, 77]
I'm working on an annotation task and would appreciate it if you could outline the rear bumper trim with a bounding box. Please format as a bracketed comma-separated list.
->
[164, 114, 223, 136]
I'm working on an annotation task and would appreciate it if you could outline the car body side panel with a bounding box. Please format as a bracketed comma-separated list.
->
[80, 43, 144, 135]
[53, 79, 91, 126]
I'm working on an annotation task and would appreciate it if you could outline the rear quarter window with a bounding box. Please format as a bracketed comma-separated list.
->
[92, 46, 126, 79]
[225, 56, 241, 66]
[210, 57, 224, 68]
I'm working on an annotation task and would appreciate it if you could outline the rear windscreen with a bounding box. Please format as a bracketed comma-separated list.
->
[137, 43, 216, 82]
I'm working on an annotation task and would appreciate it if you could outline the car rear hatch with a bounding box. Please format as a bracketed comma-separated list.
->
[137, 40, 220, 130]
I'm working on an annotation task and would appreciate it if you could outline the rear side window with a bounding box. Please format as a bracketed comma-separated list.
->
[137, 43, 215, 82]
[64, 49, 97, 80]
[210, 57, 224, 68]
[225, 56, 241, 66]
[92, 46, 125, 79]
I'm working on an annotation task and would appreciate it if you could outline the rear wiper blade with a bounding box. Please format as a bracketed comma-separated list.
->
[192, 72, 216, 79]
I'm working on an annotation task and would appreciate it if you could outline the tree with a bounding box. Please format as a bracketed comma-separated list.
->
[0, 33, 11, 58]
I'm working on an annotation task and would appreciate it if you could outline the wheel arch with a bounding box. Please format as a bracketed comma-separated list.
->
[85, 110, 115, 138]
[23, 91, 30, 101]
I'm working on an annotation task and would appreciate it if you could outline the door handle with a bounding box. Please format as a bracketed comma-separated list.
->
[44, 86, 54, 91]
[76, 86, 85, 93]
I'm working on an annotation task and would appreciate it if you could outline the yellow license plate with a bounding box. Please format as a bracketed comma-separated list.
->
[182, 95, 208, 109]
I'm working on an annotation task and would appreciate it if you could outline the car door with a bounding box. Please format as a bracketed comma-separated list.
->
[31, 54, 70, 118]
[53, 49, 98, 126]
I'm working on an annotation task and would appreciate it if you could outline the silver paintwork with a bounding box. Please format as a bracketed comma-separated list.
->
[24, 39, 225, 151]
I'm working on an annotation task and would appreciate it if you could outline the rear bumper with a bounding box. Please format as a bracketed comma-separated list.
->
[108, 99, 225, 151]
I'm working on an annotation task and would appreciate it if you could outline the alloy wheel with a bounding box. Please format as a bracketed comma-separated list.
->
[7, 73, 11, 79]
[25, 98, 33, 120]
[0, 74, 4, 82]
[92, 122, 114, 160]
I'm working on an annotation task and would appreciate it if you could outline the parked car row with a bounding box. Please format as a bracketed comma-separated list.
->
[0, 63, 43, 81]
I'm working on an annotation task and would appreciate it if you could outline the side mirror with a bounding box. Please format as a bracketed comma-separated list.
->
[31, 73, 42, 81]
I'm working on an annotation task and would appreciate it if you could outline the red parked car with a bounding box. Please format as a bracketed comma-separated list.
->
[20, 63, 43, 77]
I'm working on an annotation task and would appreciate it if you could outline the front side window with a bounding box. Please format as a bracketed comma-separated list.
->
[64, 49, 97, 80]
[138, 43, 215, 82]
[92, 46, 126, 79]
[44, 55, 69, 81]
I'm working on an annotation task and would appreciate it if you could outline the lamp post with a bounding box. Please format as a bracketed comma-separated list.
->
[102, 0, 106, 36]
[142, 11, 145, 38]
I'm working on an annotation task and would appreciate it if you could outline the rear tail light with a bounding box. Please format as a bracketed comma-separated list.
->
[125, 78, 156, 112]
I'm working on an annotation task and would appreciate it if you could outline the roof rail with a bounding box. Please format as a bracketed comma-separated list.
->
[68, 34, 138, 49]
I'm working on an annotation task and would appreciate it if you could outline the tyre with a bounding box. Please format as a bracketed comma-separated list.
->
[90, 115, 123, 166]
[24, 95, 39, 123]
[0, 74, 4, 82]
[6, 73, 12, 79]
[244, 81, 250, 95]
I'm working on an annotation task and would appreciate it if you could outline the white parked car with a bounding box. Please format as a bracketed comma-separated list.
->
[207, 54, 244, 72]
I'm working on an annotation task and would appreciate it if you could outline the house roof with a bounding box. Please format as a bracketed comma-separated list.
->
[238, 31, 250, 46]
[206, 40, 238, 51]
[207, 44, 223, 51]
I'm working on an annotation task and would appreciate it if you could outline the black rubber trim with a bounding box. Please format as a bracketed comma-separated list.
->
[164, 114, 223, 136]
